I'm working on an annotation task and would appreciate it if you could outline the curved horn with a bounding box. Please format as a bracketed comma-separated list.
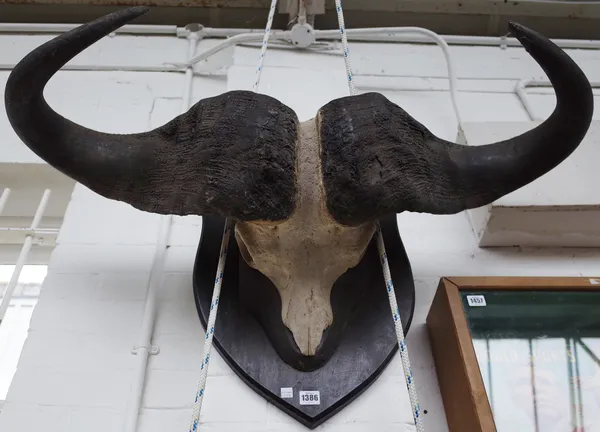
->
[4, 7, 298, 222]
[319, 22, 594, 226]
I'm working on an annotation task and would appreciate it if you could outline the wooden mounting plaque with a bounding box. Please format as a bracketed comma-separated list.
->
[193, 214, 416, 429]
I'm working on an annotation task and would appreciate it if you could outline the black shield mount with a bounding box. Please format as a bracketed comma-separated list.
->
[192, 214, 415, 429]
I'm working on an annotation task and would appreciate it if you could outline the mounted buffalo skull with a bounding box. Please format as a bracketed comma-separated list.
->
[4, 8, 594, 359]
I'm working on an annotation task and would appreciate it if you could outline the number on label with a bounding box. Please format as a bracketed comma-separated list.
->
[467, 295, 487, 307]
[299, 390, 321, 405]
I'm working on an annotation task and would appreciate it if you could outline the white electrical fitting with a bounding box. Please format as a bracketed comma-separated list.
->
[290, 22, 315, 48]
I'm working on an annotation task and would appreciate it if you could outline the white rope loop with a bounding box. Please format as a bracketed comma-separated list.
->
[334, 1, 424, 430]
[254, 0, 278, 92]
[188, 2, 278, 430]
[334, 0, 355, 95]
[188, 221, 232, 432]
[376, 227, 423, 430]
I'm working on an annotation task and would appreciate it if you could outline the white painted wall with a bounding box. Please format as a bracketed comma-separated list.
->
[0, 29, 600, 432]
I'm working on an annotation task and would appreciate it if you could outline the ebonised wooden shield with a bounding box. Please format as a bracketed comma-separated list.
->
[192, 214, 415, 429]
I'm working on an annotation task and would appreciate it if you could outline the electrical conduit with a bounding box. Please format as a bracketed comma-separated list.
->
[122, 28, 201, 432]
[2, 22, 600, 51]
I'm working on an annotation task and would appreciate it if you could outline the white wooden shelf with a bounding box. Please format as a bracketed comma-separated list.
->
[458, 120, 600, 247]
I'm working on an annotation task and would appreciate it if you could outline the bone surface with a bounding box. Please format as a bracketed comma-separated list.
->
[235, 119, 376, 356]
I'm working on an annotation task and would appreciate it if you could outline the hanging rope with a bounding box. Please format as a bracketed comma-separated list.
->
[187, 1, 278, 431]
[334, 1, 424, 430]
[253, 0, 278, 92]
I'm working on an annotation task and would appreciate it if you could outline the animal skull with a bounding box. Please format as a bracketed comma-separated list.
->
[235, 119, 376, 355]
[4, 7, 594, 359]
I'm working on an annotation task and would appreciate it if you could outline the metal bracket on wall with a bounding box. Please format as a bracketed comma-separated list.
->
[278, 0, 325, 16]
[131, 345, 160, 355]
[279, 0, 325, 28]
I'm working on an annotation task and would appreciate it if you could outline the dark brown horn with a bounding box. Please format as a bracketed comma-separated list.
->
[4, 7, 298, 222]
[319, 22, 594, 226]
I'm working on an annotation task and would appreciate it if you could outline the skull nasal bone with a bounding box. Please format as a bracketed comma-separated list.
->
[281, 279, 334, 357]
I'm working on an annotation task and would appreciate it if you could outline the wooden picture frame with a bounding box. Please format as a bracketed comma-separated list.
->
[426, 276, 600, 432]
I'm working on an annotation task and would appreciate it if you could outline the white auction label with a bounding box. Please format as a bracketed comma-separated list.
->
[466, 295, 487, 307]
[299, 390, 321, 405]
[280, 387, 293, 399]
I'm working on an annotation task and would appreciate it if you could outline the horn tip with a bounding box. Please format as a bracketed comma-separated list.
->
[507, 21, 554, 54]
[507, 21, 538, 43]
[507, 21, 523, 33]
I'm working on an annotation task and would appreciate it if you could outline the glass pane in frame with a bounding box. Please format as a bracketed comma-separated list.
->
[460, 290, 600, 432]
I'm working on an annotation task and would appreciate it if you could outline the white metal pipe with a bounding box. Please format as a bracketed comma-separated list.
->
[0, 227, 59, 235]
[30, 191, 50, 228]
[2, 23, 599, 79]
[515, 78, 600, 120]
[2, 20, 600, 51]
[199, 26, 600, 50]
[182, 36, 199, 109]
[313, 28, 600, 50]
[0, 63, 188, 73]
[0, 188, 50, 324]
[0, 188, 11, 215]
[122, 218, 168, 432]
[122, 30, 200, 432]
[0, 41, 309, 72]
[170, 30, 291, 68]
[202, 27, 282, 38]
[0, 23, 178, 35]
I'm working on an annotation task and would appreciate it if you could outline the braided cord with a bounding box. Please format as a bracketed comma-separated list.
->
[334, 0, 355, 95]
[377, 227, 424, 431]
[334, 1, 424, 430]
[188, 2, 278, 430]
[254, 0, 278, 92]
[188, 221, 232, 432]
